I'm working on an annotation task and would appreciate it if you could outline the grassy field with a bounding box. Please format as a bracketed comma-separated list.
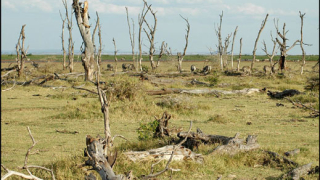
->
[1, 57, 319, 179]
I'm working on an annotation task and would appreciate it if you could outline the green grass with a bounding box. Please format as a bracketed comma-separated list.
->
[1, 59, 319, 179]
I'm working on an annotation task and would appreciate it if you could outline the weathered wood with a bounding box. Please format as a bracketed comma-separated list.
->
[264, 150, 298, 166]
[178, 131, 242, 145]
[230, 26, 238, 69]
[125, 7, 135, 66]
[299, 11, 307, 75]
[251, 14, 268, 70]
[284, 163, 312, 180]
[72, 0, 95, 81]
[1, 65, 18, 72]
[237, 38, 242, 72]
[177, 15, 190, 73]
[212, 135, 259, 155]
[267, 89, 300, 99]
[146, 88, 260, 96]
[62, 0, 74, 73]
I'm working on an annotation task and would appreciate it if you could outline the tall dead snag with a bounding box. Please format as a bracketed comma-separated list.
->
[299, 11, 307, 75]
[15, 24, 29, 78]
[274, 19, 300, 72]
[92, 11, 102, 69]
[143, 0, 159, 71]
[138, 2, 150, 71]
[59, 9, 67, 70]
[177, 15, 190, 73]
[237, 38, 242, 72]
[72, 0, 96, 81]
[125, 7, 136, 68]
[157, 41, 168, 68]
[251, 13, 269, 71]
[215, 11, 224, 71]
[112, 38, 118, 73]
[230, 26, 238, 69]
[63, 0, 75, 73]
[262, 32, 279, 74]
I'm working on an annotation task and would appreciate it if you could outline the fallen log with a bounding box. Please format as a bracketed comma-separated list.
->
[267, 89, 301, 99]
[124, 145, 204, 164]
[264, 150, 298, 166]
[147, 88, 260, 96]
[283, 163, 312, 180]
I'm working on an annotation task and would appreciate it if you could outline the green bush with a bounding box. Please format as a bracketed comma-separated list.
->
[141, 64, 149, 73]
[137, 120, 159, 140]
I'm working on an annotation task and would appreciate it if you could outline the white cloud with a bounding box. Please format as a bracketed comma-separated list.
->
[3, 0, 17, 10]
[236, 3, 266, 15]
[267, 9, 297, 16]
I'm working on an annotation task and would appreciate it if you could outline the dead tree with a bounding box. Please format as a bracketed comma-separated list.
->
[59, 9, 67, 70]
[251, 13, 269, 71]
[274, 19, 300, 72]
[15, 24, 29, 78]
[112, 38, 118, 73]
[138, 2, 150, 71]
[63, 0, 75, 73]
[230, 26, 238, 69]
[125, 7, 135, 67]
[157, 41, 167, 68]
[72, 0, 96, 81]
[177, 15, 190, 73]
[262, 31, 279, 66]
[237, 38, 242, 72]
[143, 0, 158, 71]
[223, 34, 232, 68]
[215, 11, 224, 71]
[92, 11, 102, 68]
[299, 11, 310, 75]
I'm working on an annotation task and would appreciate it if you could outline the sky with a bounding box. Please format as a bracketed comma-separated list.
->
[1, 0, 319, 56]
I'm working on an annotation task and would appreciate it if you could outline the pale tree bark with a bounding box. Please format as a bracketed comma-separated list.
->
[157, 41, 167, 67]
[237, 38, 242, 72]
[113, 38, 118, 73]
[262, 32, 279, 74]
[230, 26, 238, 69]
[125, 7, 136, 67]
[16, 24, 29, 78]
[59, 10, 67, 70]
[63, 0, 75, 73]
[138, 3, 150, 71]
[251, 14, 269, 71]
[72, 0, 96, 81]
[143, 0, 158, 71]
[215, 11, 224, 71]
[274, 19, 300, 72]
[177, 15, 190, 73]
[92, 12, 102, 75]
[299, 11, 306, 75]
[223, 34, 231, 68]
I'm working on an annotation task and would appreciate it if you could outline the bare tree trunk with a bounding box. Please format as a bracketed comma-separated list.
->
[125, 7, 135, 67]
[275, 20, 300, 73]
[237, 38, 242, 72]
[223, 34, 231, 68]
[63, 0, 74, 73]
[299, 11, 306, 75]
[16, 24, 29, 78]
[251, 14, 269, 71]
[113, 38, 118, 73]
[138, 3, 150, 71]
[262, 32, 279, 74]
[230, 26, 238, 69]
[177, 15, 190, 73]
[215, 11, 224, 71]
[59, 10, 67, 70]
[143, 0, 157, 71]
[92, 12, 102, 75]
[73, 0, 95, 81]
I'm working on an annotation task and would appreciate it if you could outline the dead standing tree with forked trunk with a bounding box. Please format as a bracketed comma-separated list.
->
[299, 11, 312, 75]
[15, 24, 29, 78]
[251, 13, 268, 71]
[92, 11, 102, 68]
[143, 0, 159, 71]
[62, 0, 75, 73]
[274, 18, 300, 73]
[138, 2, 150, 71]
[72, 0, 96, 81]
[215, 11, 224, 71]
[177, 15, 190, 73]
[112, 38, 118, 73]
